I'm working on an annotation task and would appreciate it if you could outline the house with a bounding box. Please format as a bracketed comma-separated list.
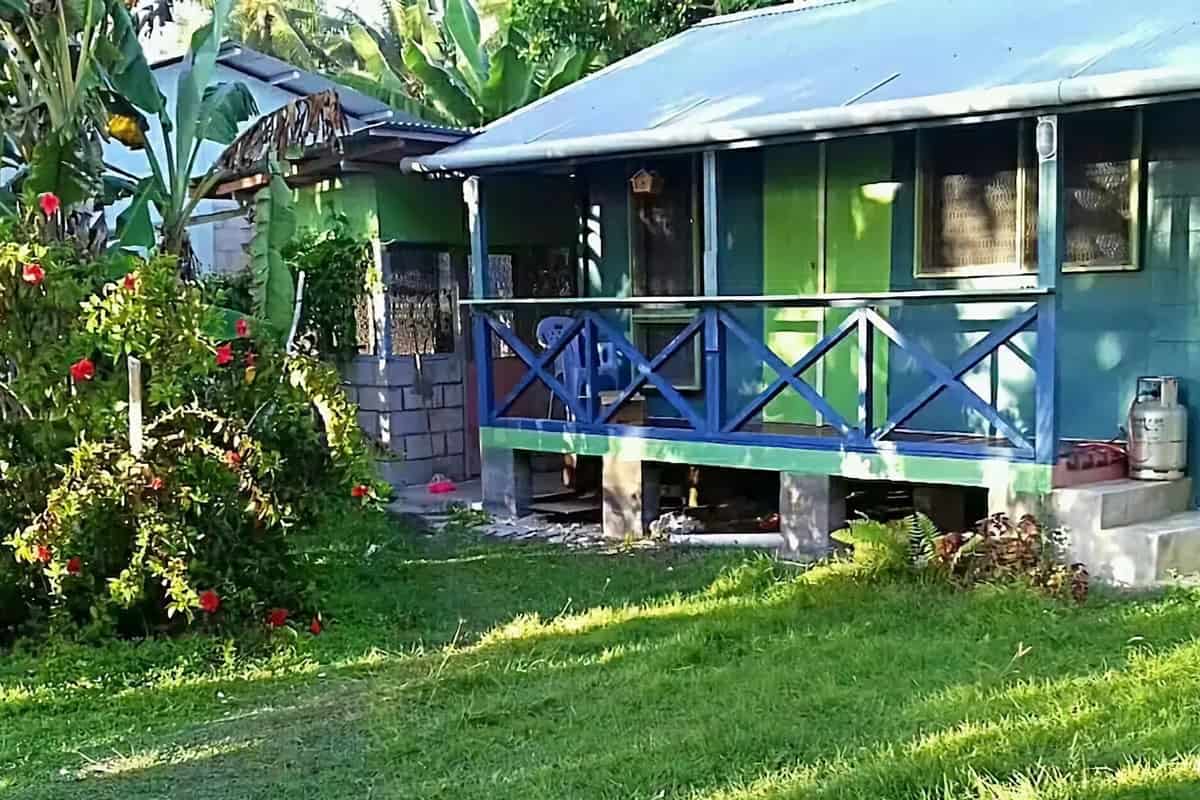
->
[108, 45, 525, 486]
[408, 0, 1200, 584]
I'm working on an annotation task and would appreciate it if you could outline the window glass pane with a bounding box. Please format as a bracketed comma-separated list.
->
[924, 121, 1023, 273]
[632, 158, 697, 296]
[639, 320, 698, 388]
[1064, 110, 1135, 267]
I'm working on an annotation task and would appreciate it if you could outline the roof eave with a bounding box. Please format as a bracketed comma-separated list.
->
[408, 65, 1200, 173]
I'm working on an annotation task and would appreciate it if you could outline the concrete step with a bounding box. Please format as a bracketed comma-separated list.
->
[1065, 510, 1200, 587]
[1052, 478, 1192, 531]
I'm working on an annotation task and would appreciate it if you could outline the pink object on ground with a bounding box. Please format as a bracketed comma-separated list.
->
[428, 479, 457, 494]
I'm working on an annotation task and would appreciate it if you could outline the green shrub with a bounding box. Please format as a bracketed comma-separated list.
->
[0, 239, 384, 639]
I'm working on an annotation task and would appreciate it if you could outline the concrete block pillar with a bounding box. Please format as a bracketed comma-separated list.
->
[602, 456, 660, 539]
[482, 446, 532, 517]
[779, 473, 847, 558]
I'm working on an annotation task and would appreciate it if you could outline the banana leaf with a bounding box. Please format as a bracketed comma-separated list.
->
[26, 133, 96, 207]
[115, 177, 161, 249]
[174, 0, 234, 198]
[196, 82, 259, 145]
[250, 165, 297, 339]
[443, 0, 487, 96]
[480, 41, 533, 119]
[402, 41, 482, 127]
[107, 0, 165, 113]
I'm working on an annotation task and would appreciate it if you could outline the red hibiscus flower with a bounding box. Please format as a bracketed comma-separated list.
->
[350, 484, 370, 498]
[69, 357, 95, 382]
[309, 617, 322, 635]
[66, 556, 82, 576]
[147, 476, 165, 491]
[198, 589, 221, 614]
[122, 272, 137, 291]
[35, 544, 51, 563]
[266, 608, 289, 628]
[235, 318, 250, 337]
[21, 263, 44, 286]
[215, 343, 234, 366]
[38, 192, 60, 216]
[224, 450, 242, 469]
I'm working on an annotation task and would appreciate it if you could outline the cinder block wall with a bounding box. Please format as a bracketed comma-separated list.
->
[343, 354, 467, 487]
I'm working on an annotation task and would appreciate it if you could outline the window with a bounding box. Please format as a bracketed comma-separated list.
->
[629, 157, 703, 389]
[917, 120, 1037, 277]
[385, 245, 457, 356]
[1062, 109, 1141, 272]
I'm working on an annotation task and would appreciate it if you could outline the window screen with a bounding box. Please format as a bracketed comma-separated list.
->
[385, 246, 455, 356]
[922, 121, 1034, 275]
[1063, 110, 1137, 269]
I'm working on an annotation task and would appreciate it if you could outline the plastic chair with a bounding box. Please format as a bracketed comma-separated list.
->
[535, 316, 620, 419]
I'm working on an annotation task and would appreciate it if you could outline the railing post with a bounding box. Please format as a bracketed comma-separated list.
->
[472, 314, 494, 426]
[582, 314, 600, 425]
[705, 308, 723, 435]
[1035, 116, 1063, 465]
[858, 310, 874, 439]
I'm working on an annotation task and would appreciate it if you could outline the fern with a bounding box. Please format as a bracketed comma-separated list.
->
[906, 512, 940, 566]
[831, 517, 909, 573]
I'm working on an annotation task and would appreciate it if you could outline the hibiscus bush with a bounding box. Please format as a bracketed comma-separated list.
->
[0, 225, 384, 641]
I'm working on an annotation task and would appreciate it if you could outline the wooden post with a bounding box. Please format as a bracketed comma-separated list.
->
[1035, 115, 1063, 466]
[128, 356, 143, 458]
[464, 175, 494, 435]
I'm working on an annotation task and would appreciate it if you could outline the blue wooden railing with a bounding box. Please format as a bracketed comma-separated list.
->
[467, 288, 1056, 464]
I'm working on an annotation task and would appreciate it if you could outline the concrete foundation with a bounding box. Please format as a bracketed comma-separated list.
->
[778, 473, 847, 558]
[602, 455, 661, 539]
[481, 446, 533, 517]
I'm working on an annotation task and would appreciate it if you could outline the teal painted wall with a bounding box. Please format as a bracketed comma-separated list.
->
[887, 101, 1200, 507]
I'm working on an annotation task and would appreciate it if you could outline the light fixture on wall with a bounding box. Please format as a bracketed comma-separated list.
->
[630, 168, 664, 197]
[1036, 116, 1058, 162]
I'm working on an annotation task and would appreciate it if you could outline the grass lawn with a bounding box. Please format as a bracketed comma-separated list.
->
[3, 509, 1200, 799]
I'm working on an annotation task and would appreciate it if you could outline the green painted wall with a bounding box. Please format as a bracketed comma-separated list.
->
[823, 136, 893, 425]
[759, 137, 893, 425]
[293, 175, 380, 239]
[376, 175, 464, 245]
[762, 144, 821, 423]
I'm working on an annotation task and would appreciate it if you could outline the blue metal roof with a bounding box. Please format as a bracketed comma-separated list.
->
[413, 0, 1200, 171]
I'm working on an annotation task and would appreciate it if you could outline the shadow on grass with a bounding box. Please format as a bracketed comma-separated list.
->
[7, 517, 1200, 800]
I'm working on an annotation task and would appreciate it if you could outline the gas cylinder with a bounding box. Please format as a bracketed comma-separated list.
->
[1128, 376, 1188, 480]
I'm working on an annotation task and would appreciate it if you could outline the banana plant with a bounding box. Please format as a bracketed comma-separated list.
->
[0, 0, 163, 211]
[339, 0, 595, 127]
[115, 0, 258, 259]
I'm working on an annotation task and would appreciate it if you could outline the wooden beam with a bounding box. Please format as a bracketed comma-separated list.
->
[464, 176, 489, 299]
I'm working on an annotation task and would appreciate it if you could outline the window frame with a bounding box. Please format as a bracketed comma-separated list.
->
[914, 119, 1037, 279]
[914, 113, 1145, 278]
[1061, 108, 1144, 274]
[627, 156, 704, 391]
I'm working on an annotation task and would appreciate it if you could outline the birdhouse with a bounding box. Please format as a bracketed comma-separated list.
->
[630, 168, 664, 197]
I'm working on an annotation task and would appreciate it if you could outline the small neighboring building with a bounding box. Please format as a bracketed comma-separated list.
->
[410, 0, 1200, 585]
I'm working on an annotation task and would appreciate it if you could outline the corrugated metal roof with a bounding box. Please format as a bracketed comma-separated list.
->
[153, 44, 466, 140]
[413, 0, 1200, 171]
